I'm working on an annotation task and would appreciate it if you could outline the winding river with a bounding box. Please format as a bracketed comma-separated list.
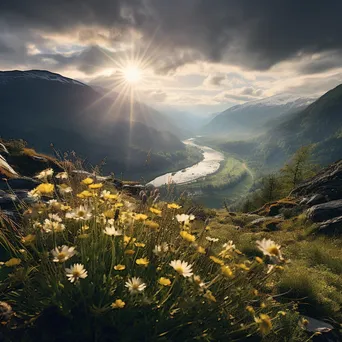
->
[148, 138, 224, 187]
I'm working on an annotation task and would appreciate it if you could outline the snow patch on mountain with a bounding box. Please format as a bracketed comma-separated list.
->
[0, 70, 85, 86]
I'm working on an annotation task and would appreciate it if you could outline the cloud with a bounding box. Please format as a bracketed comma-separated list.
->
[203, 73, 226, 86]
[1, 0, 342, 74]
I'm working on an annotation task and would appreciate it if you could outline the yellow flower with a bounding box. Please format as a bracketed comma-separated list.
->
[88, 183, 103, 189]
[204, 290, 216, 302]
[145, 220, 159, 230]
[253, 289, 259, 296]
[158, 277, 171, 286]
[237, 263, 250, 271]
[134, 213, 148, 221]
[136, 257, 149, 267]
[149, 207, 162, 216]
[255, 314, 272, 335]
[134, 242, 145, 248]
[255, 257, 264, 264]
[111, 299, 125, 309]
[180, 231, 196, 243]
[197, 246, 206, 254]
[167, 203, 182, 209]
[221, 265, 234, 278]
[277, 311, 287, 316]
[246, 306, 255, 314]
[5, 258, 21, 267]
[115, 202, 124, 208]
[21, 234, 36, 245]
[124, 235, 136, 245]
[209, 256, 224, 265]
[81, 178, 93, 185]
[34, 183, 54, 195]
[61, 204, 72, 211]
[205, 226, 211, 231]
[114, 264, 126, 271]
[77, 190, 93, 198]
[124, 249, 135, 255]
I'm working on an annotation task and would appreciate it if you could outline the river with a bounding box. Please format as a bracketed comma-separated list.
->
[148, 138, 224, 187]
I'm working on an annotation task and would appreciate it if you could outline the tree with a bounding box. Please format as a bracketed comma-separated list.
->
[260, 173, 282, 203]
[280, 145, 317, 193]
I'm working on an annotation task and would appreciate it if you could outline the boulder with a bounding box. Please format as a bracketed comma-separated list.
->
[292, 159, 342, 201]
[316, 216, 342, 234]
[307, 200, 342, 222]
[0, 177, 39, 191]
[306, 194, 329, 206]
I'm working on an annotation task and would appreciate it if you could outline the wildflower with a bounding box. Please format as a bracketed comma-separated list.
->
[206, 237, 219, 242]
[255, 314, 272, 335]
[124, 235, 136, 245]
[48, 213, 62, 222]
[0, 302, 13, 323]
[246, 306, 255, 314]
[77, 190, 93, 198]
[176, 214, 195, 226]
[66, 205, 92, 221]
[158, 277, 171, 286]
[205, 226, 211, 231]
[256, 238, 283, 260]
[61, 204, 72, 211]
[114, 264, 126, 271]
[81, 225, 89, 232]
[101, 190, 118, 201]
[180, 231, 196, 243]
[133, 213, 148, 221]
[65, 263, 88, 283]
[153, 243, 169, 256]
[35, 168, 53, 180]
[204, 290, 216, 302]
[197, 246, 206, 254]
[111, 299, 125, 309]
[124, 249, 135, 255]
[58, 184, 73, 194]
[103, 226, 123, 237]
[222, 241, 235, 251]
[21, 234, 36, 245]
[136, 257, 149, 267]
[134, 242, 145, 248]
[255, 257, 264, 264]
[115, 202, 124, 208]
[43, 219, 63, 233]
[51, 246, 76, 263]
[149, 207, 162, 216]
[5, 258, 21, 267]
[221, 265, 234, 278]
[209, 256, 224, 265]
[277, 311, 287, 316]
[81, 177, 93, 185]
[56, 172, 68, 179]
[170, 260, 193, 278]
[32, 183, 54, 196]
[237, 263, 250, 271]
[88, 183, 103, 189]
[145, 220, 159, 230]
[125, 277, 146, 294]
[167, 203, 182, 209]
[47, 199, 61, 209]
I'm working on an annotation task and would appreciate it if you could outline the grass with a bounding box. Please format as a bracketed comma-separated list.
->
[0, 167, 308, 341]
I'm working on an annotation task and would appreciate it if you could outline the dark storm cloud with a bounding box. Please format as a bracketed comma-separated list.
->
[1, 0, 342, 73]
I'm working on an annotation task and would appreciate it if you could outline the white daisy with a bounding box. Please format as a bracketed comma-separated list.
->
[48, 213, 62, 222]
[66, 205, 92, 221]
[103, 226, 123, 236]
[152, 243, 169, 256]
[36, 168, 54, 180]
[51, 246, 76, 263]
[58, 185, 73, 194]
[125, 277, 146, 294]
[222, 241, 236, 251]
[43, 219, 66, 233]
[170, 259, 193, 278]
[256, 238, 283, 260]
[65, 263, 88, 283]
[56, 172, 68, 179]
[206, 237, 219, 242]
[175, 214, 195, 226]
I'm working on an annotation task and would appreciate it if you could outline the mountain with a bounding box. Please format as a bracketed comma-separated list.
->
[0, 70, 187, 178]
[258, 84, 342, 166]
[202, 94, 315, 137]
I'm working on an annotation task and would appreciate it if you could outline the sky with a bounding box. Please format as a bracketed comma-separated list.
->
[1, 0, 342, 115]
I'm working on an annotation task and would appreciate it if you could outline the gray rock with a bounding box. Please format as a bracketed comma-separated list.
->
[307, 200, 342, 222]
[0, 177, 39, 191]
[306, 194, 328, 206]
[292, 159, 342, 201]
[302, 316, 333, 333]
[317, 216, 342, 234]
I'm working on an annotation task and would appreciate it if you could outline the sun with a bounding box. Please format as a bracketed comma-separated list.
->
[123, 65, 142, 84]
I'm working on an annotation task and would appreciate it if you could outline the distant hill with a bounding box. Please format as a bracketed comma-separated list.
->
[218, 85, 342, 169]
[0, 70, 187, 177]
[202, 94, 315, 137]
